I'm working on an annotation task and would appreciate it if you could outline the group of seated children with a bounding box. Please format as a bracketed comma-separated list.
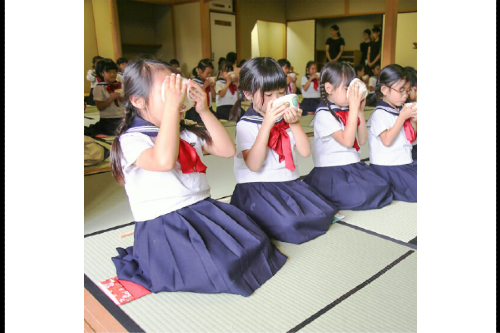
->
[100, 56, 417, 299]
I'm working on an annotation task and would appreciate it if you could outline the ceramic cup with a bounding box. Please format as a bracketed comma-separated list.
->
[346, 78, 368, 100]
[404, 102, 417, 109]
[115, 88, 124, 97]
[271, 94, 299, 111]
[161, 77, 195, 112]
[207, 76, 217, 82]
[287, 73, 296, 78]
[227, 71, 236, 80]
[316, 72, 321, 77]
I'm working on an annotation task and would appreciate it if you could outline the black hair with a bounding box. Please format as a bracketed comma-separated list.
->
[110, 59, 211, 185]
[404, 66, 417, 88]
[95, 58, 119, 81]
[375, 64, 408, 100]
[354, 64, 364, 73]
[92, 55, 104, 68]
[229, 57, 287, 122]
[372, 26, 381, 35]
[371, 63, 381, 71]
[217, 60, 234, 80]
[191, 58, 214, 78]
[169, 59, 180, 66]
[138, 54, 155, 60]
[319, 61, 356, 122]
[116, 57, 128, 65]
[277, 58, 291, 68]
[238, 59, 246, 67]
[363, 29, 371, 35]
[226, 52, 237, 64]
[330, 24, 341, 37]
[305, 61, 317, 74]
[218, 57, 226, 66]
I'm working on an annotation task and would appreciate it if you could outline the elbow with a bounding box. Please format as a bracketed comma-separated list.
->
[156, 156, 177, 171]
[220, 144, 236, 158]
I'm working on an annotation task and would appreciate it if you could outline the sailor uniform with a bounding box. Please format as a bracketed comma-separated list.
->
[86, 81, 125, 136]
[300, 75, 321, 113]
[215, 79, 239, 120]
[230, 106, 337, 244]
[303, 101, 393, 210]
[112, 116, 287, 297]
[184, 77, 216, 124]
[367, 100, 417, 202]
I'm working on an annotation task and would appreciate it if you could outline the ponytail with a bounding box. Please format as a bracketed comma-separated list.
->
[229, 90, 245, 122]
[110, 100, 136, 186]
[318, 83, 341, 122]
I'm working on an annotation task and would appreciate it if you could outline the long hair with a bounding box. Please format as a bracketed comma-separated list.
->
[305, 61, 317, 76]
[331, 24, 341, 37]
[217, 60, 234, 80]
[110, 58, 211, 185]
[319, 61, 355, 122]
[404, 66, 417, 88]
[228, 57, 287, 122]
[375, 64, 407, 100]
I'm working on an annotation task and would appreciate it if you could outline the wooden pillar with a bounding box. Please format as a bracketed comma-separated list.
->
[172, 5, 178, 59]
[235, 0, 241, 63]
[200, 0, 211, 60]
[382, 0, 398, 67]
[109, 0, 122, 60]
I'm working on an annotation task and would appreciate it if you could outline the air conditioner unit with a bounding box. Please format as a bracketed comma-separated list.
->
[208, 0, 233, 13]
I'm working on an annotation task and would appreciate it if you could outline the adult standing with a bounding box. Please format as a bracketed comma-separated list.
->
[359, 29, 372, 66]
[367, 26, 382, 68]
[325, 25, 345, 63]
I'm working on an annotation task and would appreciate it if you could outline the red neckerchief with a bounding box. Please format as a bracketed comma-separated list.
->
[229, 83, 237, 95]
[335, 111, 361, 151]
[312, 79, 319, 90]
[403, 119, 416, 143]
[126, 116, 207, 174]
[178, 139, 207, 174]
[204, 85, 211, 107]
[106, 81, 122, 106]
[268, 121, 295, 171]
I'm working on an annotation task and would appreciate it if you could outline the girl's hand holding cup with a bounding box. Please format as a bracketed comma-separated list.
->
[162, 73, 187, 113]
[401, 102, 417, 121]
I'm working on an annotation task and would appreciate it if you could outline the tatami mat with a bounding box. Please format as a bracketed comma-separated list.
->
[84, 223, 415, 333]
[340, 200, 417, 243]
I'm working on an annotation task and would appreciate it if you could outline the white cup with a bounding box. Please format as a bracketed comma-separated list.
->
[287, 73, 296, 78]
[316, 72, 321, 77]
[115, 88, 124, 97]
[227, 71, 236, 80]
[346, 78, 368, 100]
[207, 76, 217, 82]
[271, 94, 299, 111]
[161, 77, 195, 112]
[405, 102, 417, 109]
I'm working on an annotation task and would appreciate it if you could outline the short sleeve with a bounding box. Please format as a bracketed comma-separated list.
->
[340, 38, 345, 46]
[92, 86, 106, 102]
[368, 77, 377, 88]
[236, 121, 258, 152]
[119, 133, 154, 169]
[215, 81, 225, 94]
[301, 76, 308, 87]
[368, 110, 392, 137]
[314, 111, 342, 139]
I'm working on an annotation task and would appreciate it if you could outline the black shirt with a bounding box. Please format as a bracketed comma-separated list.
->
[325, 37, 345, 61]
[369, 40, 382, 64]
[360, 41, 371, 65]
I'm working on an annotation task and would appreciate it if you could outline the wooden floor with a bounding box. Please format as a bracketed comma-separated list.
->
[84, 289, 127, 333]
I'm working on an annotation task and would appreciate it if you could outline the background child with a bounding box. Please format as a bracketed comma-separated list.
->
[109, 59, 286, 297]
[86, 55, 104, 106]
[169, 58, 183, 75]
[303, 62, 393, 210]
[116, 57, 128, 81]
[404, 66, 417, 160]
[228, 57, 337, 244]
[185, 59, 217, 123]
[85, 58, 125, 136]
[277, 58, 297, 94]
[215, 60, 240, 120]
[367, 64, 417, 202]
[300, 61, 321, 114]
[366, 63, 381, 106]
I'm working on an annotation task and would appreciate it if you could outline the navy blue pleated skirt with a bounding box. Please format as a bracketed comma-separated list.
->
[303, 162, 394, 210]
[300, 98, 321, 113]
[370, 160, 417, 202]
[230, 179, 338, 244]
[184, 106, 215, 124]
[112, 198, 287, 297]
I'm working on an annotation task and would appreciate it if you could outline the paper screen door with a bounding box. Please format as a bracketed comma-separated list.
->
[210, 12, 236, 64]
[286, 20, 315, 80]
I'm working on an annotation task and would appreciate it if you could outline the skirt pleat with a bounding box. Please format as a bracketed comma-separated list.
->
[230, 179, 338, 244]
[370, 160, 417, 202]
[112, 198, 287, 297]
[303, 162, 394, 210]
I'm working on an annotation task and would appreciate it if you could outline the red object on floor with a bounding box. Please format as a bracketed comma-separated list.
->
[95, 134, 110, 138]
[100, 277, 151, 305]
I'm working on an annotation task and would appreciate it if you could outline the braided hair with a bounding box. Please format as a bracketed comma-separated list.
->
[318, 61, 356, 122]
[110, 59, 211, 185]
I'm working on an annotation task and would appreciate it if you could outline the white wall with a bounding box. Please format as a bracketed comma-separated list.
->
[287, 20, 315, 80]
[395, 12, 417, 69]
[174, 2, 203, 77]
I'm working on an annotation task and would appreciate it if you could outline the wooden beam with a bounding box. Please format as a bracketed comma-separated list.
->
[172, 5, 178, 59]
[109, 0, 122, 60]
[236, 0, 241, 63]
[200, 0, 211, 59]
[344, 0, 349, 15]
[381, 0, 398, 67]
